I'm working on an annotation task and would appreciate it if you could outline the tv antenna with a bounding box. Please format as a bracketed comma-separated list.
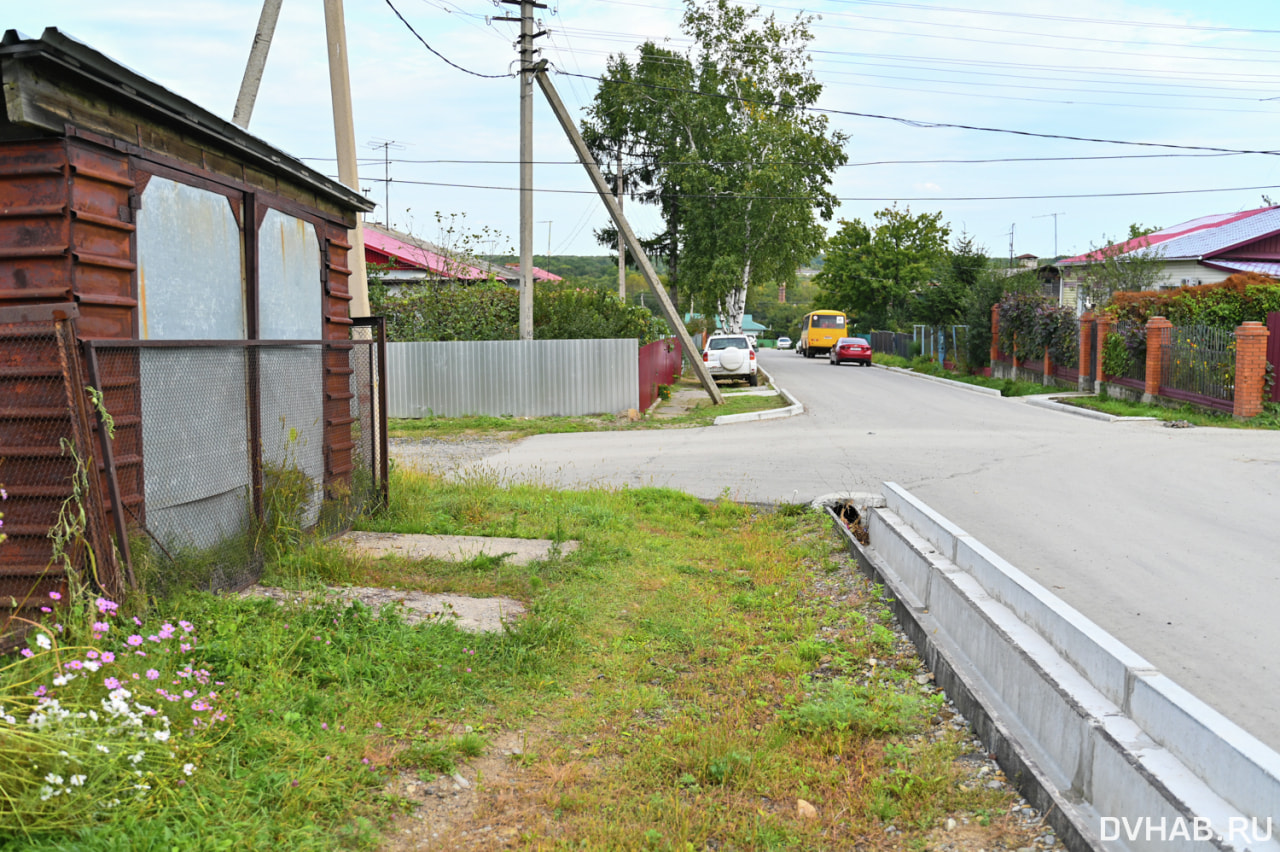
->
[1034, 212, 1066, 257]
[367, 138, 406, 227]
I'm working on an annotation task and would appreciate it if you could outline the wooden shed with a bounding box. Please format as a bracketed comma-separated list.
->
[0, 28, 381, 633]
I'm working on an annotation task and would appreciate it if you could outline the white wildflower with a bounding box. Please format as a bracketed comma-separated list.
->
[44, 773, 63, 785]
[38, 786, 54, 802]
[95, 744, 111, 754]
[69, 774, 86, 787]
[129, 751, 145, 765]
[83, 660, 101, 672]
[152, 729, 170, 742]
[182, 763, 195, 776]
[35, 633, 51, 650]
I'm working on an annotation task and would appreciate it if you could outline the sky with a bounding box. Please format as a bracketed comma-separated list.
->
[9, 0, 1280, 263]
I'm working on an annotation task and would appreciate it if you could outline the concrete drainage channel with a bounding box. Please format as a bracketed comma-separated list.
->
[821, 486, 1280, 852]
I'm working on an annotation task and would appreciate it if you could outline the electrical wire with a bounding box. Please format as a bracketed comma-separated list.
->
[551, 69, 1280, 156]
[334, 175, 1280, 203]
[299, 151, 1246, 168]
[383, 0, 511, 78]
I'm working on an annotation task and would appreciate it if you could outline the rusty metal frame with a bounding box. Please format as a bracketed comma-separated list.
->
[351, 316, 389, 507]
[81, 339, 136, 588]
[55, 319, 122, 600]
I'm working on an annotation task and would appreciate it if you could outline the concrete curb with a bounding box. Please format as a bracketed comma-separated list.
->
[876, 364, 1004, 397]
[826, 485, 1280, 852]
[713, 366, 804, 425]
[1023, 394, 1158, 423]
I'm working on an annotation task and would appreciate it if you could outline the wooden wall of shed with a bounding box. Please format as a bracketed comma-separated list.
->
[1, 133, 363, 595]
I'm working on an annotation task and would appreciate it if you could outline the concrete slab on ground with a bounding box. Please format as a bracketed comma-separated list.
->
[240, 584, 525, 633]
[338, 531, 578, 565]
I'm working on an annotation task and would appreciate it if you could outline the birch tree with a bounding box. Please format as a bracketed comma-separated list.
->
[582, 0, 846, 331]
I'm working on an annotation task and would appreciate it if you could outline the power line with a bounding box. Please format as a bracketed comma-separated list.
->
[552, 69, 1280, 156]
[299, 151, 1246, 168]
[836, 0, 1280, 36]
[337, 175, 1280, 203]
[382, 0, 511, 78]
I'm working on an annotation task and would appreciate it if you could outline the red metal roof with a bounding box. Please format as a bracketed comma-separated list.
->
[363, 227, 488, 280]
[1059, 206, 1280, 265]
[503, 263, 563, 282]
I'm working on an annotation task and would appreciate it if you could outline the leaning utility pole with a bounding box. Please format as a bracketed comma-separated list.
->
[617, 150, 626, 301]
[232, 0, 284, 129]
[534, 64, 723, 404]
[496, 0, 546, 340]
[323, 0, 370, 317]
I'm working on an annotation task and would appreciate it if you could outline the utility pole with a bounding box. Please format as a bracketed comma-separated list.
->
[496, 0, 547, 340]
[232, 0, 284, 128]
[1034, 212, 1066, 257]
[368, 139, 404, 227]
[617, 149, 626, 300]
[323, 0, 369, 317]
[534, 64, 723, 404]
[1008, 224, 1015, 267]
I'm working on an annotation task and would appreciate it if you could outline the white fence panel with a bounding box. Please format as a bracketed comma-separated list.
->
[387, 339, 639, 418]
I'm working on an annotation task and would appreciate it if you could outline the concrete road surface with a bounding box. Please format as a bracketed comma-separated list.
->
[459, 348, 1280, 752]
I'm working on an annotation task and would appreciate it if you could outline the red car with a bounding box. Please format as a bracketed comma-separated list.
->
[829, 337, 873, 366]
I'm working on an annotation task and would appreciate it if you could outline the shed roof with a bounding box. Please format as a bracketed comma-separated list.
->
[1058, 206, 1280, 266]
[0, 27, 373, 214]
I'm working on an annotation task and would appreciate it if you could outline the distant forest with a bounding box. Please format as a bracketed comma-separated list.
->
[485, 255, 668, 289]
[483, 254, 822, 337]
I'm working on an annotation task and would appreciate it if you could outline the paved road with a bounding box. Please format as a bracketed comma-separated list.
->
[466, 349, 1280, 752]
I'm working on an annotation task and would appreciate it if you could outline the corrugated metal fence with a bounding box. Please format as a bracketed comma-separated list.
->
[387, 339, 640, 418]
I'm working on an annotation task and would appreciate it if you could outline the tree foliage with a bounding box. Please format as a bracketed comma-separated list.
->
[815, 205, 951, 328]
[1107, 272, 1280, 329]
[914, 232, 984, 327]
[997, 291, 1078, 367]
[533, 288, 667, 344]
[370, 281, 518, 342]
[581, 0, 847, 332]
[1074, 241, 1166, 308]
[961, 268, 1040, 368]
[370, 282, 665, 345]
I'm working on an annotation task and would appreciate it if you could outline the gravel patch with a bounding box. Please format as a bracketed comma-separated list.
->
[390, 436, 515, 473]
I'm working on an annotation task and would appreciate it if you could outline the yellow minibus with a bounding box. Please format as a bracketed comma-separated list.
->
[797, 310, 848, 358]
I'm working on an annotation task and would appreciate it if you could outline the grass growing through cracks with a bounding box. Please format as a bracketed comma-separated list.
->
[3, 468, 1030, 850]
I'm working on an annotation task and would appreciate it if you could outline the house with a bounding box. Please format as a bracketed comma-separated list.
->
[503, 263, 564, 284]
[0, 28, 379, 634]
[362, 222, 563, 293]
[1056, 206, 1280, 312]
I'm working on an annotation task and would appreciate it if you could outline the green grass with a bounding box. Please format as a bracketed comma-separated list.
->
[1056, 394, 1280, 429]
[388, 375, 787, 439]
[874, 354, 1052, 397]
[3, 470, 1032, 850]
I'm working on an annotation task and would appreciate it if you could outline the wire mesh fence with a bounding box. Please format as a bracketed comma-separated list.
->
[86, 334, 386, 599]
[1160, 325, 1235, 403]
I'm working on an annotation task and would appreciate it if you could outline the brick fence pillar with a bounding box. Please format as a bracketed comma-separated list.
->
[1095, 314, 1112, 383]
[1144, 316, 1171, 401]
[1079, 313, 1095, 392]
[1042, 348, 1051, 386]
[990, 303, 1000, 367]
[1234, 321, 1270, 419]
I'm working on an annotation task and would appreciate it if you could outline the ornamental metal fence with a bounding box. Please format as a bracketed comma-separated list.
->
[1159, 324, 1235, 409]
